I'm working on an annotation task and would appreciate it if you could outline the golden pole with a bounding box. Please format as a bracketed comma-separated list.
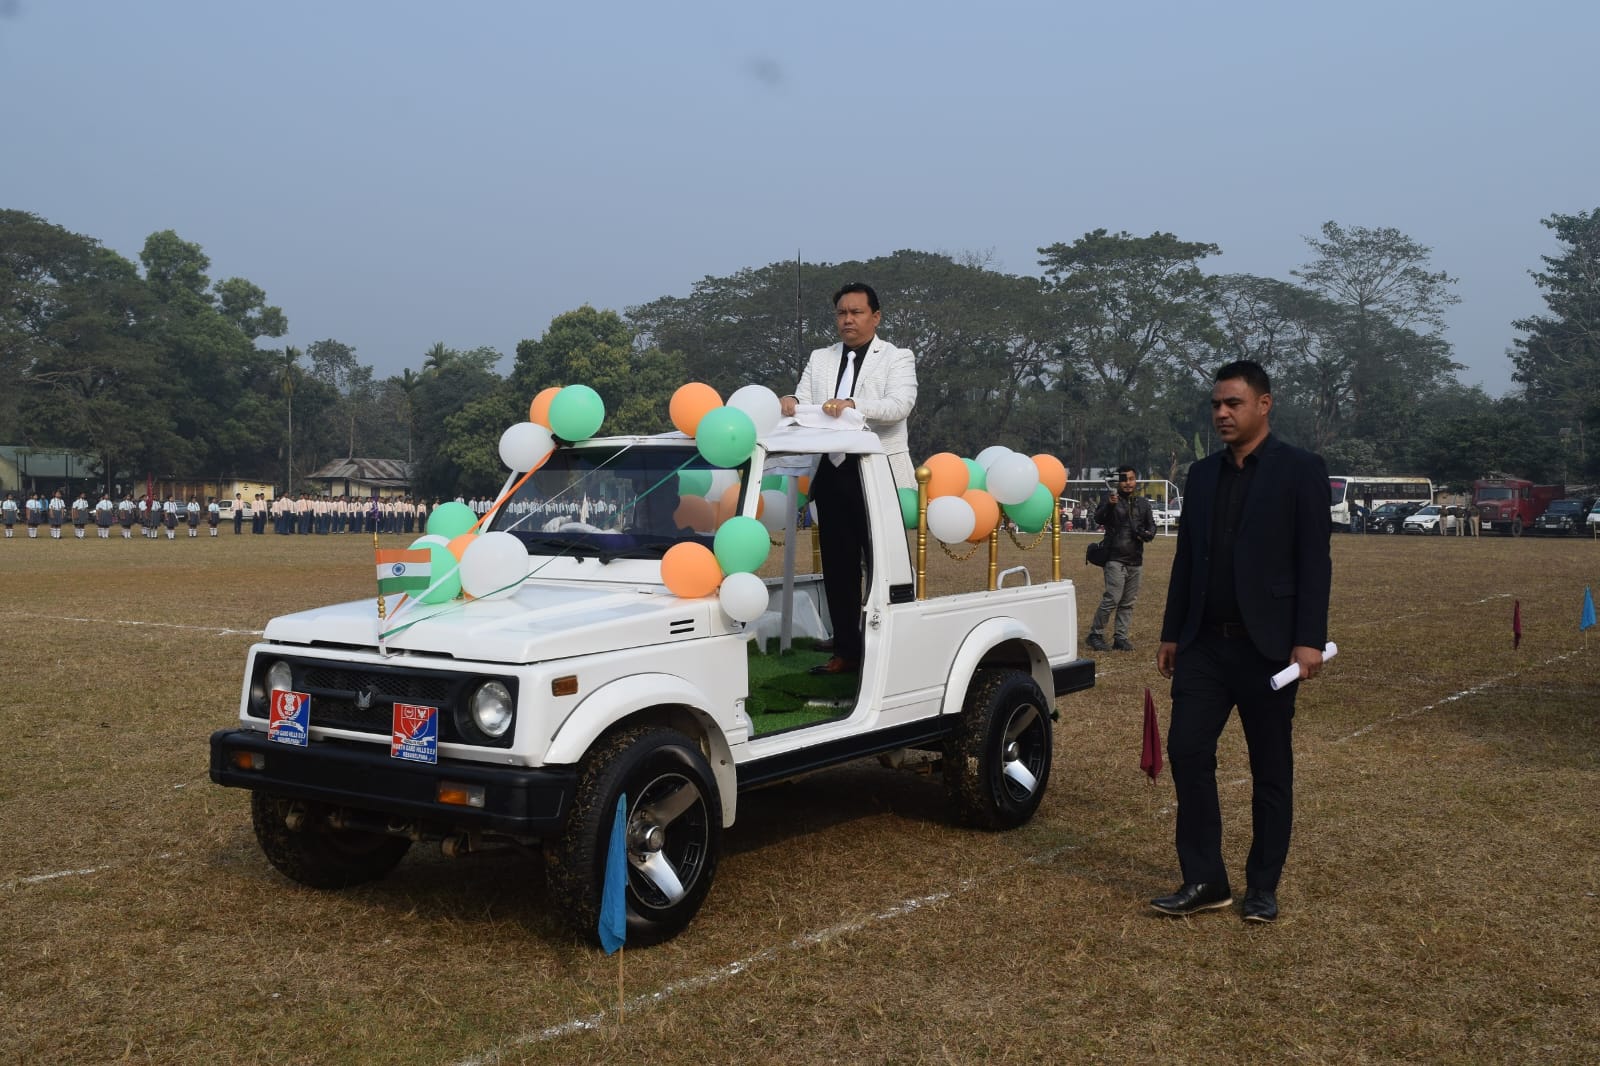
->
[915, 466, 930, 601]
[987, 526, 999, 591]
[1051, 499, 1062, 582]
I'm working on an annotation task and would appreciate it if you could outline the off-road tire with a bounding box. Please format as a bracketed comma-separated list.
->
[944, 668, 1053, 830]
[546, 726, 720, 947]
[250, 793, 411, 889]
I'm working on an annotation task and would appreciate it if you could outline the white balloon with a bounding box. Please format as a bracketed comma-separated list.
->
[705, 468, 741, 503]
[459, 531, 528, 601]
[975, 445, 1015, 470]
[498, 422, 555, 472]
[926, 495, 977, 543]
[988, 452, 1041, 505]
[718, 571, 770, 623]
[727, 384, 783, 437]
[758, 489, 790, 532]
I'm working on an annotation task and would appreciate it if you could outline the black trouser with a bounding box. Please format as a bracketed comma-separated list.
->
[809, 456, 870, 660]
[1168, 627, 1297, 892]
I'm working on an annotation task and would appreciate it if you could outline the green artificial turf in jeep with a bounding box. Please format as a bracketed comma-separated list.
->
[745, 637, 857, 736]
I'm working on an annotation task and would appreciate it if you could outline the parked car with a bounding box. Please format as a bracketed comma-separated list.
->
[1364, 501, 1424, 534]
[1589, 500, 1600, 531]
[1402, 504, 1457, 534]
[1533, 498, 1596, 535]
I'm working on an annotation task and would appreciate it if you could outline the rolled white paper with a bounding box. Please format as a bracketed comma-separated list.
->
[1270, 641, 1338, 691]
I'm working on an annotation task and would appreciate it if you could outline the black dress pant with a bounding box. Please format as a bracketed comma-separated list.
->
[809, 455, 870, 660]
[1168, 629, 1298, 892]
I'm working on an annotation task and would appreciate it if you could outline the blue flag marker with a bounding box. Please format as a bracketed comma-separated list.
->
[598, 793, 628, 954]
[1582, 586, 1596, 632]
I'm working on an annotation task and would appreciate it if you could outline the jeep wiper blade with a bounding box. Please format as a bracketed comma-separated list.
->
[597, 542, 676, 564]
[520, 536, 596, 560]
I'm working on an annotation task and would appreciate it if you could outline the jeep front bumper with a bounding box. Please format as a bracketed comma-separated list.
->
[209, 729, 577, 837]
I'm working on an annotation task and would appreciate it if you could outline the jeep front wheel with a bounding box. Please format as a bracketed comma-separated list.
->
[945, 669, 1053, 830]
[546, 726, 720, 947]
[250, 793, 411, 889]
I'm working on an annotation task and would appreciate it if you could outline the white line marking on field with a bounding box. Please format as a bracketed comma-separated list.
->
[2, 853, 178, 892]
[452, 857, 1069, 1065]
[1335, 650, 1584, 743]
[0, 612, 262, 637]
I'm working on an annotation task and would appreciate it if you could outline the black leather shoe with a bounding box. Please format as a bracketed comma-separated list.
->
[1112, 638, 1135, 651]
[813, 639, 834, 653]
[1150, 882, 1233, 916]
[1241, 888, 1278, 923]
[808, 656, 859, 676]
[1086, 633, 1109, 652]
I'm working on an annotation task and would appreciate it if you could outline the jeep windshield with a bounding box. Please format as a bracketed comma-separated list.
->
[1543, 501, 1582, 515]
[486, 441, 749, 561]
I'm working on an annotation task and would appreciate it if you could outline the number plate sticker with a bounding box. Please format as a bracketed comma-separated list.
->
[391, 702, 438, 764]
[267, 690, 310, 747]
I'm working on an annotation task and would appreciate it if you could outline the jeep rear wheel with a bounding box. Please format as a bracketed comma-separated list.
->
[250, 793, 411, 889]
[945, 669, 1053, 830]
[546, 726, 720, 947]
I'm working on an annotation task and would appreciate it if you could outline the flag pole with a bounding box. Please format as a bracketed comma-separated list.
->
[374, 524, 388, 655]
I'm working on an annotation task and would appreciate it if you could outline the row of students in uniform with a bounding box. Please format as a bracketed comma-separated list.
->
[248, 495, 437, 536]
[3, 492, 225, 540]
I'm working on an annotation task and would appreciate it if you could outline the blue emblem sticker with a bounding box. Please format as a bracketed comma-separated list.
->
[267, 690, 310, 747]
[391, 702, 438, 764]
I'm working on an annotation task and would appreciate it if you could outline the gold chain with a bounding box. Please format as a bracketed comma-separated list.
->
[938, 538, 983, 562]
[1005, 525, 1050, 551]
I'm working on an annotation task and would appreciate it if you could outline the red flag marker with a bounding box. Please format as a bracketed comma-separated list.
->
[1141, 688, 1163, 782]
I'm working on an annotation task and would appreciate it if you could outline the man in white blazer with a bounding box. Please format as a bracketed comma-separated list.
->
[780, 282, 918, 675]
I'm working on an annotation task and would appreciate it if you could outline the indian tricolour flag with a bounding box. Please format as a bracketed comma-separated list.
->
[376, 549, 432, 595]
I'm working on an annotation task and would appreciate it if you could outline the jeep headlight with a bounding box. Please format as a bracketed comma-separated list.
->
[468, 681, 514, 740]
[266, 660, 294, 694]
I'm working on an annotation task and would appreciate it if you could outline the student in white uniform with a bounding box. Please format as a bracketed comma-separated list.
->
[207, 497, 221, 536]
[48, 490, 67, 539]
[2, 493, 17, 538]
[72, 493, 90, 538]
[95, 493, 115, 538]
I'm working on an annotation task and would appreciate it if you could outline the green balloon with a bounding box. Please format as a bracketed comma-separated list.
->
[760, 474, 784, 492]
[679, 469, 713, 497]
[549, 384, 605, 441]
[898, 487, 919, 530]
[1003, 483, 1055, 533]
[409, 537, 462, 604]
[426, 501, 476, 539]
[962, 458, 987, 492]
[695, 406, 757, 468]
[712, 515, 769, 574]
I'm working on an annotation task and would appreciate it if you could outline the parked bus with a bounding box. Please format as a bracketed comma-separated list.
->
[1329, 475, 1434, 531]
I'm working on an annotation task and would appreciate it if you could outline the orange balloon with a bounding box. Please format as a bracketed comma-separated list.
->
[661, 542, 722, 598]
[963, 489, 1000, 542]
[796, 475, 811, 497]
[670, 382, 722, 436]
[715, 486, 741, 526]
[447, 532, 477, 560]
[923, 452, 969, 499]
[528, 386, 562, 428]
[1033, 453, 1068, 499]
[673, 495, 715, 533]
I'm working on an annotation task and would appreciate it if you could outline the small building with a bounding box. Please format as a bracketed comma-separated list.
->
[0, 445, 103, 496]
[306, 458, 414, 499]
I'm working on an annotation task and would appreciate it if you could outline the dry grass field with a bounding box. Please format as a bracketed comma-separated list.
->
[2, 527, 1597, 1065]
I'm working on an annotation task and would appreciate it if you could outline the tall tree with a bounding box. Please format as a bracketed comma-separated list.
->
[1038, 230, 1225, 469]
[1291, 222, 1460, 435]
[1510, 208, 1600, 479]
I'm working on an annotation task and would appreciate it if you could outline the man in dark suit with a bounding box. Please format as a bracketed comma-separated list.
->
[1152, 360, 1331, 923]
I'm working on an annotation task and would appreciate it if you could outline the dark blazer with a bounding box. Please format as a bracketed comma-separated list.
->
[1160, 434, 1332, 662]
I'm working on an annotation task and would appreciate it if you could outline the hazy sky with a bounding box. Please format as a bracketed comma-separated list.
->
[5, 1, 1596, 397]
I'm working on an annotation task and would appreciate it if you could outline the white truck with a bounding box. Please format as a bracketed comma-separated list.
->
[210, 431, 1095, 945]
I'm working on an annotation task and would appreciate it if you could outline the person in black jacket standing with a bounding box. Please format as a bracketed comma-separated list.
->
[1152, 360, 1331, 924]
[1086, 467, 1157, 652]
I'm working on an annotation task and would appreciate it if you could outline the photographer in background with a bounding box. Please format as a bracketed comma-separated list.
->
[1085, 466, 1157, 653]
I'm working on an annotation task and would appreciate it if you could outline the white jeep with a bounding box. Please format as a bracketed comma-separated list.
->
[210, 430, 1095, 944]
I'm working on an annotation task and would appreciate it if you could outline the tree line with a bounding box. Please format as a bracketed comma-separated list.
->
[3, 207, 1596, 498]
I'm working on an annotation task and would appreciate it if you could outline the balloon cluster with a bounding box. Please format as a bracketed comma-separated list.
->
[913, 446, 1067, 544]
[659, 382, 793, 620]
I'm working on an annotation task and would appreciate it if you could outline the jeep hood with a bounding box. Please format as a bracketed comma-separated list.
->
[262, 581, 725, 663]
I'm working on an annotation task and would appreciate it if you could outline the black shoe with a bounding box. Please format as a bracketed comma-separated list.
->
[808, 656, 859, 676]
[1241, 888, 1278, 923]
[1086, 633, 1109, 653]
[1150, 882, 1233, 916]
[813, 639, 834, 653]
[1112, 638, 1135, 651]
